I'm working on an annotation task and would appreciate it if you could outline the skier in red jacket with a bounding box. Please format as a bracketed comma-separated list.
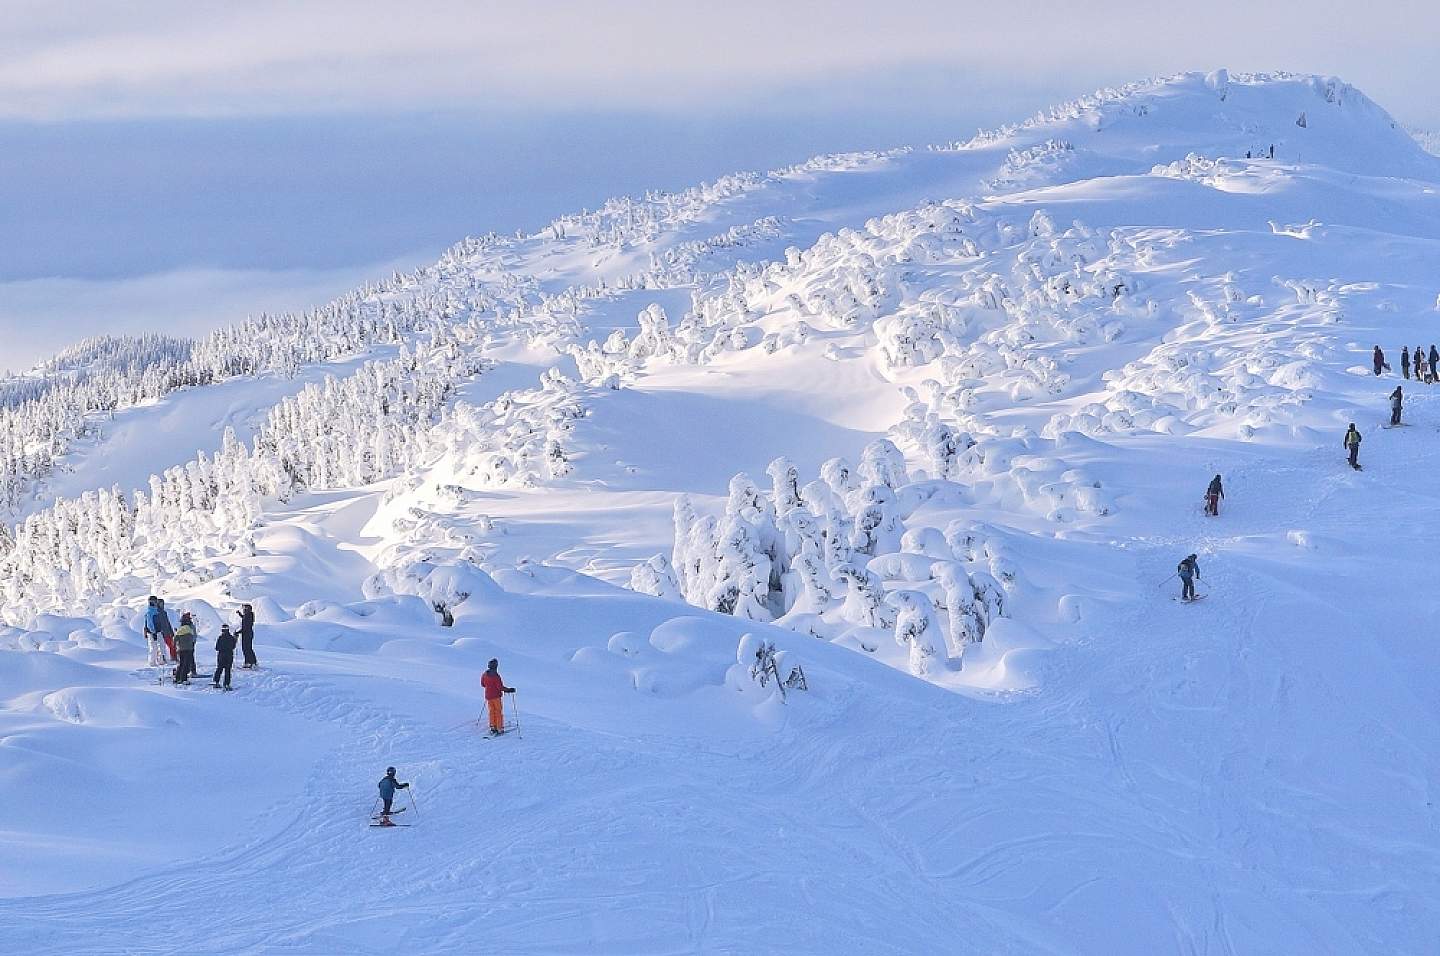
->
[481, 658, 515, 736]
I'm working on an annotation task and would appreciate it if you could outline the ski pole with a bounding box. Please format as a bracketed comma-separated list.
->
[509, 691, 523, 740]
[407, 787, 419, 819]
[1156, 573, 1176, 589]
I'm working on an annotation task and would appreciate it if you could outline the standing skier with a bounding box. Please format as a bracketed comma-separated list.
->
[237, 604, 258, 669]
[1430, 346, 1439, 384]
[143, 596, 167, 666]
[377, 767, 409, 816]
[1344, 423, 1363, 469]
[1204, 474, 1225, 516]
[173, 613, 198, 685]
[1373, 346, 1387, 376]
[1177, 554, 1201, 602]
[1390, 386, 1404, 426]
[1402, 347, 1411, 380]
[157, 598, 179, 666]
[481, 659, 516, 737]
[212, 624, 237, 690]
[1414, 345, 1428, 384]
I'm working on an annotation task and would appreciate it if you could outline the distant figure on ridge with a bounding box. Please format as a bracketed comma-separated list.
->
[1205, 474, 1225, 516]
[1344, 423, 1363, 470]
[1390, 386, 1404, 426]
[1177, 554, 1201, 603]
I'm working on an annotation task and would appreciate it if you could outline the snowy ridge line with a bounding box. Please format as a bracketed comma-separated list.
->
[0, 333, 490, 623]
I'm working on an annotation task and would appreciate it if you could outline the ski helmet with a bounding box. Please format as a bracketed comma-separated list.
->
[386, 767, 396, 776]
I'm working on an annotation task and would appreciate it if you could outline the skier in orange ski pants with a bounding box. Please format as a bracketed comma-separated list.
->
[481, 658, 515, 736]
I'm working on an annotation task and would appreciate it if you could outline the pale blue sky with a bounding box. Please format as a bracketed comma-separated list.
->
[1, 1, 1435, 371]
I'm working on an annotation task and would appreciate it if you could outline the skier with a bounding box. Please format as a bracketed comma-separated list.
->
[173, 613, 198, 685]
[1205, 474, 1225, 516]
[1415, 345, 1428, 384]
[156, 597, 178, 664]
[212, 624, 237, 690]
[1430, 346, 1439, 384]
[481, 658, 516, 736]
[1390, 386, 1404, 426]
[237, 604, 258, 669]
[1344, 423, 1363, 470]
[1402, 347, 1411, 380]
[377, 767, 409, 816]
[143, 596, 167, 666]
[1177, 554, 1201, 602]
[1372, 346, 1386, 376]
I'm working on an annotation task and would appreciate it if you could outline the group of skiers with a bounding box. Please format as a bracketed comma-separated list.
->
[1374, 344, 1440, 384]
[144, 596, 257, 689]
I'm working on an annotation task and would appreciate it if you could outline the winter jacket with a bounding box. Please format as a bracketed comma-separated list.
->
[1206, 477, 1224, 498]
[144, 605, 163, 635]
[1430, 347, 1438, 369]
[378, 775, 408, 800]
[1177, 558, 1199, 580]
[1344, 429, 1362, 449]
[215, 630, 237, 658]
[174, 624, 197, 653]
[481, 670, 507, 701]
[156, 605, 175, 639]
[237, 609, 255, 638]
[1391, 390, 1403, 411]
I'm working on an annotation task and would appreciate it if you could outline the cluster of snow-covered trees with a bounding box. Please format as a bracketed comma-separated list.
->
[0, 340, 482, 623]
[631, 442, 1012, 677]
[0, 286, 459, 519]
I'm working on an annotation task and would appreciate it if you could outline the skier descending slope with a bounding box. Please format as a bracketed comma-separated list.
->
[376, 768, 410, 824]
[1344, 423, 1363, 470]
[481, 659, 516, 737]
[1177, 554, 1201, 602]
[1390, 386, 1404, 426]
[1205, 474, 1225, 516]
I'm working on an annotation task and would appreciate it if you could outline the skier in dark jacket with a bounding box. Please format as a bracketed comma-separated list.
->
[212, 625, 237, 689]
[1390, 386, 1404, 426]
[157, 598, 181, 668]
[237, 604, 257, 669]
[1177, 554, 1200, 602]
[1205, 475, 1225, 516]
[1431, 346, 1439, 383]
[1373, 346, 1386, 375]
[1344, 423, 1362, 469]
[1402, 347, 1411, 380]
[378, 767, 409, 815]
[173, 613, 198, 685]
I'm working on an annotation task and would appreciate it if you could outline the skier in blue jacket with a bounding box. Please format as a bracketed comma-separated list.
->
[378, 768, 410, 816]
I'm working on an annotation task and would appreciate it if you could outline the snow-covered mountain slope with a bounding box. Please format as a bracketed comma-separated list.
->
[4, 71, 1440, 953]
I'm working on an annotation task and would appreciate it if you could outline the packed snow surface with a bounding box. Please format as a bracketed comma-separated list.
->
[3, 72, 1440, 953]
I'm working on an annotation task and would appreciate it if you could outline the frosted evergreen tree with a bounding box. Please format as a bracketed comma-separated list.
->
[891, 589, 947, 677]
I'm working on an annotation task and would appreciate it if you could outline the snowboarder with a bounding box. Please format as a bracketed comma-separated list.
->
[1344, 423, 1363, 469]
[212, 624, 236, 689]
[237, 604, 258, 669]
[1390, 386, 1404, 426]
[1177, 554, 1200, 602]
[481, 659, 515, 736]
[1373, 346, 1387, 376]
[1402, 347, 1410, 380]
[1430, 346, 1439, 384]
[1205, 475, 1225, 516]
[377, 767, 409, 817]
[173, 613, 198, 685]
